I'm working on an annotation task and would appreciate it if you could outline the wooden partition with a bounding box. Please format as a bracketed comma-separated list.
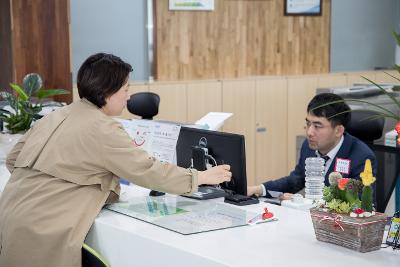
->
[222, 79, 257, 185]
[149, 82, 188, 123]
[155, 0, 331, 80]
[286, 76, 319, 170]
[255, 77, 288, 184]
[187, 80, 223, 123]
[72, 70, 399, 186]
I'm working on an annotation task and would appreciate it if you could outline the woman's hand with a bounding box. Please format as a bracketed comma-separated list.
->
[198, 165, 231, 185]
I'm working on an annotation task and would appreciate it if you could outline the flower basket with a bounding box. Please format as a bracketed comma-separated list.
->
[310, 208, 387, 252]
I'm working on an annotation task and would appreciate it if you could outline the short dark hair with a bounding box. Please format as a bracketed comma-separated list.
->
[77, 53, 133, 108]
[307, 93, 351, 128]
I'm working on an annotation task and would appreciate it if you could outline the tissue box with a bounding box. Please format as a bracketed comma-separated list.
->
[385, 130, 398, 147]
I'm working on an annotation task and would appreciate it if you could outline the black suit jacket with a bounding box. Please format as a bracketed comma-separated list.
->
[263, 133, 377, 194]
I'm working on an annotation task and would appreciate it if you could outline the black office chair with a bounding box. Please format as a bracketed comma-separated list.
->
[126, 92, 165, 197]
[82, 243, 110, 267]
[346, 110, 385, 143]
[127, 92, 160, 120]
[346, 110, 386, 211]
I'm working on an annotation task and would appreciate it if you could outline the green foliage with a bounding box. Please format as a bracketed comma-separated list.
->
[344, 179, 362, 204]
[326, 183, 346, 202]
[0, 73, 69, 133]
[361, 185, 373, 212]
[323, 186, 334, 202]
[326, 199, 352, 214]
[323, 178, 368, 214]
[350, 199, 362, 211]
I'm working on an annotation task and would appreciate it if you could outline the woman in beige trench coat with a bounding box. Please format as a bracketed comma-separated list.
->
[0, 53, 231, 267]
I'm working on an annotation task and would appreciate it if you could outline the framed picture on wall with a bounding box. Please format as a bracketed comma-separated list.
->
[169, 0, 214, 11]
[284, 0, 322, 16]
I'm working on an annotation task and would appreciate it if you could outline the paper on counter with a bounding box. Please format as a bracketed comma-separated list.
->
[195, 112, 233, 131]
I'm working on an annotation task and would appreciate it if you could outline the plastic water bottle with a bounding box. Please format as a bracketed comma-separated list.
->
[304, 157, 325, 200]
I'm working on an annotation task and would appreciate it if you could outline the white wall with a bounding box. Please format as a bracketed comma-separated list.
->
[331, 0, 400, 72]
[70, 0, 149, 81]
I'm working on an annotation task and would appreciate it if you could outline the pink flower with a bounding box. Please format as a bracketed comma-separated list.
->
[337, 178, 350, 190]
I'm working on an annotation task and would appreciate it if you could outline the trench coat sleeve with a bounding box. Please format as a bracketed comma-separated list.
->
[99, 119, 199, 195]
[5, 129, 32, 173]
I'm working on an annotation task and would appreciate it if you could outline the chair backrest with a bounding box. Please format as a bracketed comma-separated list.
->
[346, 110, 385, 143]
[127, 92, 160, 120]
[82, 243, 110, 267]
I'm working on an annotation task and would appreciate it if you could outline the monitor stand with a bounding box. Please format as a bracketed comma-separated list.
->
[149, 190, 165, 197]
[183, 186, 227, 200]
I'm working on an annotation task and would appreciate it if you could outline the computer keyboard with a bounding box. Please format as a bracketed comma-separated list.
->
[184, 186, 227, 200]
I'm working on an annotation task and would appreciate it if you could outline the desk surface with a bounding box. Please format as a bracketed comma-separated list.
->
[86, 185, 398, 267]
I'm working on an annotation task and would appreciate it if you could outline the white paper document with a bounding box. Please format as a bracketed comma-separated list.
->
[195, 112, 233, 131]
[115, 119, 181, 163]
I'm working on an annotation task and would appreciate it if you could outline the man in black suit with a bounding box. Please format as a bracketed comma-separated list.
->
[247, 93, 376, 200]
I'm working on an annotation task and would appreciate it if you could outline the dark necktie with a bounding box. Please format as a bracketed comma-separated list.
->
[322, 155, 330, 165]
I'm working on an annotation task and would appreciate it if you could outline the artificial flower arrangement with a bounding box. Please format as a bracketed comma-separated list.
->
[321, 159, 376, 217]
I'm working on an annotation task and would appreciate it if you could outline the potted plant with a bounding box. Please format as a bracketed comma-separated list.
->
[0, 73, 69, 190]
[308, 32, 400, 252]
[310, 159, 387, 252]
[0, 73, 69, 134]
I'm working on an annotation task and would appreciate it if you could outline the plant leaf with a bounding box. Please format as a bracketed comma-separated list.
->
[393, 31, 400, 46]
[0, 108, 12, 115]
[9, 83, 29, 101]
[23, 73, 43, 96]
[394, 65, 400, 74]
[383, 70, 400, 84]
[0, 91, 18, 111]
[36, 89, 70, 99]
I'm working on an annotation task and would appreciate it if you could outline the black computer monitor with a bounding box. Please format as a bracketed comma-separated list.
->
[176, 127, 247, 195]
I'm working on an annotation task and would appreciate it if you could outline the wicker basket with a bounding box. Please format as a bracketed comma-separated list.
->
[310, 208, 387, 252]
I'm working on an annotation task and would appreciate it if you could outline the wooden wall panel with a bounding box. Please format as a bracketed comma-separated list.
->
[5, 0, 72, 102]
[222, 80, 256, 185]
[287, 76, 318, 171]
[149, 83, 188, 123]
[255, 78, 288, 184]
[155, 0, 331, 81]
[187, 81, 222, 124]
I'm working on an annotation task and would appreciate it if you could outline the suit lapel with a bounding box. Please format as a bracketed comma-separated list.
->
[325, 133, 352, 181]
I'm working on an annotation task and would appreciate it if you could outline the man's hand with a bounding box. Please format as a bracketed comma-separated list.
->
[279, 193, 293, 200]
[247, 185, 263, 197]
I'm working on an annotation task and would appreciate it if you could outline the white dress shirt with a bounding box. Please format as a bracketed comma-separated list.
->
[260, 136, 344, 196]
